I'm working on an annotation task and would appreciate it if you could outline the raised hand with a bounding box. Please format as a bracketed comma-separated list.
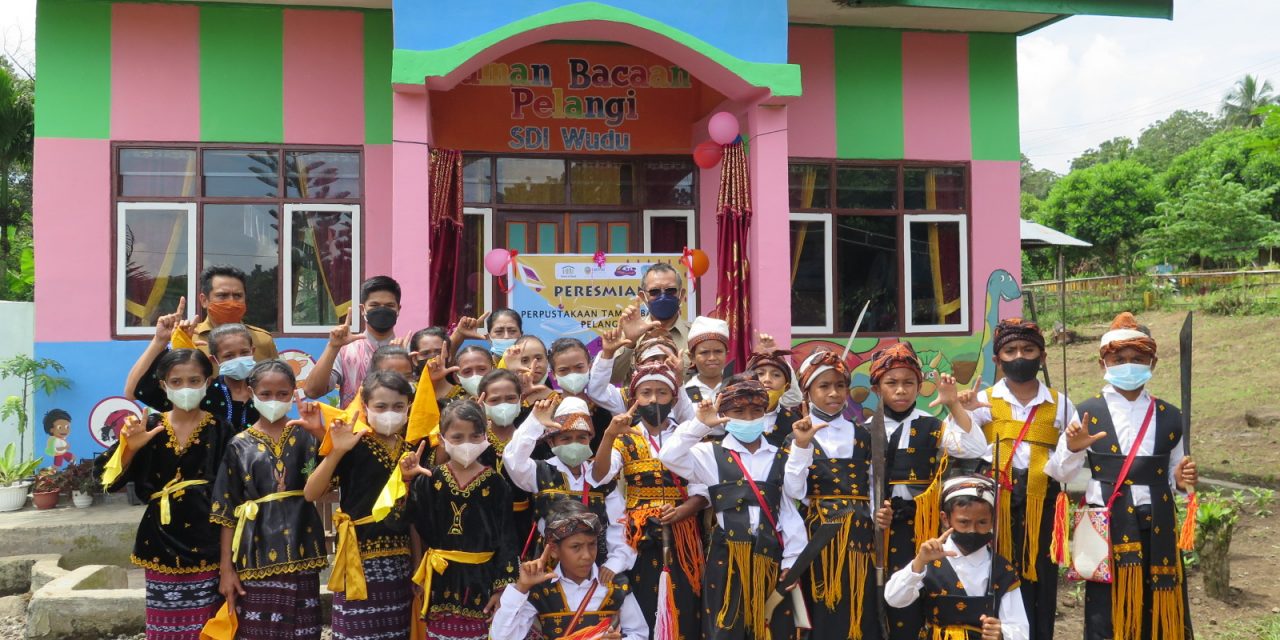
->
[599, 327, 634, 359]
[328, 313, 363, 350]
[532, 397, 559, 430]
[1177, 456, 1198, 491]
[979, 615, 1002, 640]
[791, 403, 828, 448]
[287, 401, 325, 438]
[695, 398, 728, 429]
[755, 331, 777, 354]
[519, 370, 551, 401]
[420, 356, 459, 384]
[328, 418, 361, 453]
[619, 296, 662, 342]
[605, 404, 638, 439]
[121, 414, 165, 452]
[1065, 412, 1106, 453]
[929, 373, 961, 408]
[456, 312, 489, 341]
[913, 528, 959, 571]
[957, 387, 992, 412]
[515, 545, 557, 593]
[400, 440, 432, 480]
[153, 297, 186, 344]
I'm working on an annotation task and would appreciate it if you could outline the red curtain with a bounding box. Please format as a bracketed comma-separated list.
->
[713, 142, 754, 368]
[429, 148, 464, 326]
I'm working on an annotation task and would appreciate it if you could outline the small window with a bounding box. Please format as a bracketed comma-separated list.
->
[904, 167, 965, 210]
[496, 157, 565, 204]
[202, 204, 280, 332]
[283, 204, 360, 333]
[904, 215, 969, 332]
[643, 210, 694, 254]
[836, 166, 897, 210]
[642, 160, 694, 207]
[789, 213, 832, 333]
[570, 160, 633, 205]
[836, 215, 899, 333]
[463, 157, 492, 203]
[285, 151, 360, 199]
[118, 148, 197, 197]
[203, 149, 280, 198]
[453, 208, 492, 319]
[789, 164, 830, 210]
[116, 203, 197, 335]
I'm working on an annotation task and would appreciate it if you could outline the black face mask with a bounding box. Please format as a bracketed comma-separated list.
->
[365, 306, 398, 332]
[884, 404, 914, 423]
[1001, 357, 1041, 383]
[810, 403, 841, 423]
[951, 530, 994, 555]
[637, 401, 674, 427]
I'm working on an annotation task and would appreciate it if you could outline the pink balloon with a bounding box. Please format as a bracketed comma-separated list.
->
[708, 112, 740, 146]
[484, 249, 511, 276]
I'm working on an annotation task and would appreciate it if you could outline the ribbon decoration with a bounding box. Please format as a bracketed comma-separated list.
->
[372, 457, 410, 522]
[150, 478, 209, 525]
[411, 548, 495, 617]
[172, 326, 197, 350]
[100, 430, 130, 490]
[199, 602, 237, 640]
[329, 508, 378, 600]
[231, 490, 305, 562]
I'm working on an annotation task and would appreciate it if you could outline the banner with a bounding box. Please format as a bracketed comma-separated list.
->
[507, 254, 694, 352]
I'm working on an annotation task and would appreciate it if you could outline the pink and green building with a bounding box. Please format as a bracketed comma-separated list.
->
[31, 0, 1171, 461]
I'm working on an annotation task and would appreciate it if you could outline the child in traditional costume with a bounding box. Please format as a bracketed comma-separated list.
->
[489, 500, 650, 640]
[210, 361, 328, 640]
[302, 370, 416, 640]
[546, 337, 628, 453]
[453, 345, 496, 399]
[472, 369, 540, 554]
[406, 399, 517, 640]
[950, 318, 1079, 640]
[592, 361, 708, 639]
[744, 348, 801, 447]
[785, 350, 893, 640]
[589, 329, 696, 427]
[659, 376, 807, 640]
[1057, 312, 1196, 640]
[885, 475, 1029, 640]
[100, 348, 234, 640]
[503, 395, 637, 583]
[682, 317, 730, 408]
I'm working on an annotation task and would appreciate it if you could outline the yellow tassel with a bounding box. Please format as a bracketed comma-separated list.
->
[748, 551, 778, 640]
[931, 625, 970, 640]
[811, 512, 854, 610]
[913, 461, 946, 550]
[1050, 491, 1071, 567]
[1110, 564, 1144, 640]
[1179, 491, 1198, 552]
[846, 550, 871, 640]
[715, 541, 752, 631]
[997, 484, 1014, 565]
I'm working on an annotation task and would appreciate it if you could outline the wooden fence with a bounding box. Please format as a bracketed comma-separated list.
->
[1022, 270, 1280, 328]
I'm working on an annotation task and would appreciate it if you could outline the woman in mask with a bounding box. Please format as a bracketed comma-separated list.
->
[591, 361, 707, 640]
[449, 308, 524, 362]
[98, 348, 235, 640]
[303, 369, 417, 640]
[453, 345, 496, 400]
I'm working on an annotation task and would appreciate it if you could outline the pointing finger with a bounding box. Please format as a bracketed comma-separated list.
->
[939, 527, 954, 541]
[176, 296, 186, 317]
[415, 440, 427, 458]
[478, 311, 491, 324]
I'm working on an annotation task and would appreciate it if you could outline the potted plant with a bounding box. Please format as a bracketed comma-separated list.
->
[31, 466, 64, 509]
[64, 459, 99, 508]
[0, 443, 40, 512]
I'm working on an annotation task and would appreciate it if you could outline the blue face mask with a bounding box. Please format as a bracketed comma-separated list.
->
[646, 294, 681, 321]
[725, 417, 766, 444]
[1104, 363, 1153, 391]
[490, 338, 516, 357]
[218, 356, 255, 381]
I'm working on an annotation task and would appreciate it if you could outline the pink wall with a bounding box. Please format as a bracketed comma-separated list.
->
[786, 26, 836, 159]
[969, 160, 1022, 327]
[363, 144, 393, 280]
[283, 10, 365, 145]
[391, 90, 433, 332]
[110, 3, 200, 141]
[747, 104, 792, 346]
[902, 32, 971, 161]
[33, 138, 112, 342]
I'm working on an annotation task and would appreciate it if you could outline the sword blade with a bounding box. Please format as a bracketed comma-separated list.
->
[842, 300, 872, 360]
[1180, 312, 1193, 456]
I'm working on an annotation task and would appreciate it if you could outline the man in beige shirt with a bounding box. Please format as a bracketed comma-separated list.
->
[191, 265, 278, 362]
[610, 262, 690, 384]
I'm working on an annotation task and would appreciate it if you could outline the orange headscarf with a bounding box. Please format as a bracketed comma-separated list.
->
[1099, 312, 1157, 358]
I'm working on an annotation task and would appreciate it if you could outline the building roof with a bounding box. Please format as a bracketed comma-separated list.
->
[1020, 218, 1093, 249]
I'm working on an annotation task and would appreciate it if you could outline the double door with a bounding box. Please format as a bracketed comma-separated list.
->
[498, 211, 636, 255]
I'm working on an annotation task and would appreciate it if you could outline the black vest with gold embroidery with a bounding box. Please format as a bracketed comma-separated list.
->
[615, 431, 687, 509]
[920, 551, 1020, 639]
[534, 460, 616, 561]
[766, 407, 798, 448]
[805, 435, 876, 551]
[709, 443, 786, 556]
[887, 415, 945, 495]
[529, 575, 631, 638]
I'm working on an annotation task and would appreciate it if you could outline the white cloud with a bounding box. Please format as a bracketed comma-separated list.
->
[1, 0, 36, 77]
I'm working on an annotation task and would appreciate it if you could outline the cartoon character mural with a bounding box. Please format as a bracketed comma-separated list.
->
[42, 409, 75, 467]
[88, 396, 145, 450]
[791, 269, 1022, 419]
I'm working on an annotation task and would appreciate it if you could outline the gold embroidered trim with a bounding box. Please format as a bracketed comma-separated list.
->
[130, 555, 219, 575]
[442, 465, 496, 498]
[163, 412, 216, 455]
[236, 556, 328, 581]
[209, 513, 236, 528]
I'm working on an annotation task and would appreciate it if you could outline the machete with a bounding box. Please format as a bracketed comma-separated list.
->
[870, 399, 890, 639]
[988, 435, 1002, 617]
[1180, 312, 1193, 459]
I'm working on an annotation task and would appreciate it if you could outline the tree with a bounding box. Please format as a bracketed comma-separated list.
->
[1069, 136, 1134, 172]
[0, 356, 71, 460]
[1020, 153, 1059, 199]
[1142, 173, 1280, 269]
[1131, 110, 1222, 174]
[1039, 160, 1162, 274]
[0, 60, 33, 301]
[1221, 74, 1276, 129]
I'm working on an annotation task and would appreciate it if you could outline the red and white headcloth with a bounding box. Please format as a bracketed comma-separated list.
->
[1099, 311, 1157, 358]
[552, 396, 594, 434]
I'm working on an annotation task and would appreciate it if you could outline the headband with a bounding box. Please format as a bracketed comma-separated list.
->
[628, 361, 679, 400]
[745, 350, 794, 384]
[717, 379, 769, 414]
[993, 317, 1045, 353]
[942, 475, 997, 508]
[869, 342, 923, 385]
[1099, 311, 1157, 358]
[545, 510, 603, 543]
[797, 350, 849, 391]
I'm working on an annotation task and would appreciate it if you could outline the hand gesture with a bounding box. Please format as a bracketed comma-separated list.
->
[874, 500, 893, 529]
[503, 343, 527, 371]
[152, 297, 186, 345]
[605, 404, 638, 438]
[532, 398, 559, 430]
[419, 356, 459, 384]
[1065, 412, 1106, 453]
[980, 615, 1002, 640]
[599, 327, 634, 359]
[328, 314, 363, 350]
[286, 400, 324, 436]
[755, 331, 777, 354]
[400, 440, 432, 480]
[515, 545, 557, 593]
[695, 398, 728, 429]
[328, 418, 361, 453]
[957, 387, 992, 412]
[456, 313, 489, 341]
[914, 528, 959, 570]
[928, 373, 961, 409]
[390, 335, 411, 350]
[791, 403, 828, 448]
[219, 566, 246, 613]
[519, 370, 551, 401]
[620, 297, 662, 342]
[1177, 456, 1198, 491]
[121, 414, 164, 452]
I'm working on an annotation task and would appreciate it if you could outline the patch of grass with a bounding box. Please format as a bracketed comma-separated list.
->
[1212, 613, 1280, 640]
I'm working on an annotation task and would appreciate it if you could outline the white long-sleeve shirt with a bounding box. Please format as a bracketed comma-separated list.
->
[488, 564, 650, 640]
[658, 418, 807, 569]
[588, 352, 694, 423]
[948, 380, 1079, 481]
[502, 415, 636, 575]
[1053, 385, 1185, 507]
[885, 538, 1029, 640]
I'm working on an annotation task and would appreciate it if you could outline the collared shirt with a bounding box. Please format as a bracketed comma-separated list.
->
[488, 564, 650, 640]
[951, 380, 1079, 481]
[193, 320, 277, 363]
[503, 415, 636, 575]
[658, 419, 808, 569]
[884, 538, 1030, 640]
[330, 332, 395, 407]
[1055, 385, 1185, 507]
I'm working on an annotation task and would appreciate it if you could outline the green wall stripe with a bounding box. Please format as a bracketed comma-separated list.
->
[200, 4, 283, 143]
[968, 33, 1020, 161]
[363, 10, 392, 145]
[35, 0, 111, 139]
[834, 28, 903, 160]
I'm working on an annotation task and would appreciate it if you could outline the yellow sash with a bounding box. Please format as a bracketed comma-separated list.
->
[231, 490, 305, 562]
[989, 391, 1060, 582]
[371, 455, 414, 522]
[199, 602, 237, 640]
[100, 431, 130, 490]
[150, 477, 209, 525]
[328, 508, 378, 600]
[411, 549, 494, 617]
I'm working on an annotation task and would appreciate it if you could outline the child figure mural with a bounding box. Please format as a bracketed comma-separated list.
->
[43, 409, 75, 467]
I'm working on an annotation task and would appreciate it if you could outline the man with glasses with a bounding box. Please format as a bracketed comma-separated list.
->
[610, 262, 692, 384]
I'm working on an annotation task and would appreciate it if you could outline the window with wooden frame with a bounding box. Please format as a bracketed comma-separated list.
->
[113, 144, 363, 337]
[788, 161, 970, 336]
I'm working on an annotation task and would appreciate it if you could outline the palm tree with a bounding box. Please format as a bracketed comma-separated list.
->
[1221, 74, 1276, 128]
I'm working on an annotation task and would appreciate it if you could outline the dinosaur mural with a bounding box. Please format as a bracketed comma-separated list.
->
[790, 268, 1022, 420]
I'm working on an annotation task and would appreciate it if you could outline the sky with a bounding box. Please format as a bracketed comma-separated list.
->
[3, 0, 1278, 174]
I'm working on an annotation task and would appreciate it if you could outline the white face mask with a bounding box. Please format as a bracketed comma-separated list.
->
[370, 411, 407, 436]
[486, 402, 521, 427]
[557, 372, 589, 395]
[255, 399, 292, 423]
[164, 385, 207, 412]
[444, 440, 490, 468]
[459, 374, 483, 397]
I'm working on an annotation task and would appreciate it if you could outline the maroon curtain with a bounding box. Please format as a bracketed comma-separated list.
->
[713, 142, 754, 368]
[429, 148, 465, 326]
